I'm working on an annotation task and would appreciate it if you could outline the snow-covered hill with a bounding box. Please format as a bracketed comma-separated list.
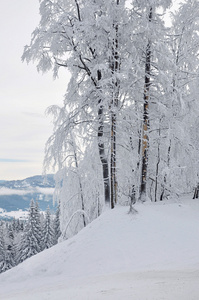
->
[0, 197, 199, 299]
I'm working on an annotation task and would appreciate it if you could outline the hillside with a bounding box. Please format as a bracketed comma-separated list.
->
[0, 197, 198, 299]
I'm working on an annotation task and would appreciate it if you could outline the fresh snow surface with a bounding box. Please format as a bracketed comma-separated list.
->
[0, 197, 199, 299]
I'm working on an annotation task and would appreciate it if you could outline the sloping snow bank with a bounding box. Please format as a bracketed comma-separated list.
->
[0, 197, 199, 299]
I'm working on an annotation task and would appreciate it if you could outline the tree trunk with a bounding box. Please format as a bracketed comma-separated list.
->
[155, 128, 160, 202]
[97, 70, 110, 205]
[98, 105, 110, 204]
[140, 7, 152, 201]
[110, 112, 117, 208]
[160, 140, 171, 201]
[72, 136, 86, 227]
[193, 184, 199, 199]
[110, 2, 120, 208]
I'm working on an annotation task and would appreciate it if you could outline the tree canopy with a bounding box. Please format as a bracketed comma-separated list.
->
[23, 0, 199, 239]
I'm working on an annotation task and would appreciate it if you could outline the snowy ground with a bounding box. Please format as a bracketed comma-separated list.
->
[0, 197, 199, 299]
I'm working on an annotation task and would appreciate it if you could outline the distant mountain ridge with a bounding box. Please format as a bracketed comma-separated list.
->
[0, 174, 55, 190]
[0, 175, 56, 218]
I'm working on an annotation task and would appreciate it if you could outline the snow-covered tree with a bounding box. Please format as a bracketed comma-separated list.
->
[23, 0, 199, 241]
[6, 224, 16, 267]
[53, 202, 61, 244]
[23, 0, 133, 209]
[128, 0, 173, 202]
[0, 223, 15, 273]
[35, 200, 44, 250]
[0, 225, 6, 273]
[168, 0, 199, 198]
[17, 200, 42, 263]
[43, 207, 54, 249]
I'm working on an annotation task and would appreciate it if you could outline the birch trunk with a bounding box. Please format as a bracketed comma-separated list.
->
[97, 71, 110, 205]
[110, 1, 120, 208]
[140, 7, 152, 201]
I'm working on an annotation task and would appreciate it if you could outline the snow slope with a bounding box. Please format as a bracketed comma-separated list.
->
[0, 197, 199, 299]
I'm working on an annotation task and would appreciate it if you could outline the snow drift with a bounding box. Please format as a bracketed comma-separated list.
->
[0, 197, 199, 299]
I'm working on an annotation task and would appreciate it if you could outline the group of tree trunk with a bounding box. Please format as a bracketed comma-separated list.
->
[23, 0, 199, 238]
[0, 200, 61, 273]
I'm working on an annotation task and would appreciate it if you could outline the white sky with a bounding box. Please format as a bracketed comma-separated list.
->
[0, 0, 69, 180]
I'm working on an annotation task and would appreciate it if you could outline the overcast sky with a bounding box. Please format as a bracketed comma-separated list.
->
[0, 1, 69, 180]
